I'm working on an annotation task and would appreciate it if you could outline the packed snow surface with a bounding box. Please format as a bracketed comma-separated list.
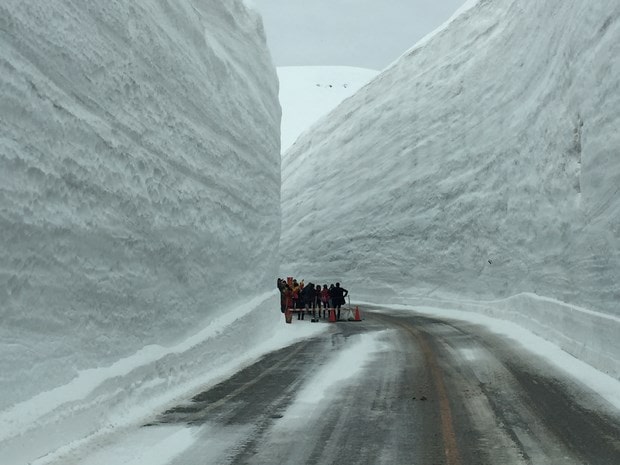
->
[281, 0, 620, 316]
[0, 0, 280, 460]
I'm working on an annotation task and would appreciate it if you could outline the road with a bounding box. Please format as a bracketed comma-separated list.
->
[85, 308, 620, 464]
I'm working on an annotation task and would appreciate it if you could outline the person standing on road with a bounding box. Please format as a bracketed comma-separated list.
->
[313, 284, 321, 318]
[320, 284, 330, 318]
[277, 278, 289, 313]
[291, 280, 301, 310]
[299, 282, 315, 320]
[282, 283, 292, 314]
[331, 282, 348, 321]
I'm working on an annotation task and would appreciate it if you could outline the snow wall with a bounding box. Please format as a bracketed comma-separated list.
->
[0, 0, 280, 455]
[281, 2, 620, 374]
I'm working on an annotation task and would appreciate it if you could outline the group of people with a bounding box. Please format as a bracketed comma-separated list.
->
[277, 278, 349, 321]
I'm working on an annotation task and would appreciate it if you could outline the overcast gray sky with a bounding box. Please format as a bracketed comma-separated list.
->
[251, 0, 466, 70]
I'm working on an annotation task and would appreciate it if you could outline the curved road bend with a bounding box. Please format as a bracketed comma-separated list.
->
[134, 309, 619, 464]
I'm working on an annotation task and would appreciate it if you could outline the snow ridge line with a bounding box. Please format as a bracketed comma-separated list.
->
[399, 291, 620, 324]
[384, 0, 483, 71]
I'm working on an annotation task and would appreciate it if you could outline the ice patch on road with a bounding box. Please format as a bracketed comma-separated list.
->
[459, 348, 481, 362]
[278, 331, 389, 423]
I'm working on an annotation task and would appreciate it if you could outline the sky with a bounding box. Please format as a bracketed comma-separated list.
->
[277, 66, 379, 150]
[251, 0, 467, 69]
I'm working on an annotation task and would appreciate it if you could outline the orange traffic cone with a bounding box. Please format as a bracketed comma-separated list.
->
[354, 306, 362, 321]
[328, 308, 336, 323]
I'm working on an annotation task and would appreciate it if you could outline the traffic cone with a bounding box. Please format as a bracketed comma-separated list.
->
[354, 306, 362, 321]
[328, 308, 336, 323]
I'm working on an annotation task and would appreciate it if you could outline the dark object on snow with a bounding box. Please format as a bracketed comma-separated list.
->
[331, 283, 348, 320]
[300, 283, 316, 307]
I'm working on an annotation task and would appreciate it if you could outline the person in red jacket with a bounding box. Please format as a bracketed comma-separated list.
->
[320, 284, 330, 318]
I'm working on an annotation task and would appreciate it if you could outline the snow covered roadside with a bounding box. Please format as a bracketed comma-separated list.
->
[1, 294, 327, 465]
[356, 295, 620, 410]
[35, 329, 386, 465]
[61, 426, 199, 465]
[0, 0, 281, 420]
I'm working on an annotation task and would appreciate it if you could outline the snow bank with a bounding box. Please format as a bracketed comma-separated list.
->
[0, 0, 280, 457]
[2, 293, 326, 465]
[281, 0, 620, 319]
[362, 292, 620, 382]
[366, 301, 620, 410]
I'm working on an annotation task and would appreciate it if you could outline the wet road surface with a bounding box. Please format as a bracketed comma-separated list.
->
[140, 308, 620, 465]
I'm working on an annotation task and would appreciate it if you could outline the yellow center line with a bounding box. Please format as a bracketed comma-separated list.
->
[375, 314, 462, 465]
[412, 326, 462, 465]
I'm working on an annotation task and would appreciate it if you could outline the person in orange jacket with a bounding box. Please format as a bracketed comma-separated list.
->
[291, 280, 301, 311]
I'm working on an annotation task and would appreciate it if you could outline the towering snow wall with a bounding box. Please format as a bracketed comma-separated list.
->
[0, 0, 280, 410]
[281, 0, 620, 316]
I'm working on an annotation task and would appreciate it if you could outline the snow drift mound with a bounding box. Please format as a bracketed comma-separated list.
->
[0, 0, 280, 410]
[281, 0, 620, 316]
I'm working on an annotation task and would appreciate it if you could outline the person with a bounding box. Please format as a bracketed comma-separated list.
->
[299, 282, 315, 320]
[282, 284, 292, 314]
[313, 284, 322, 318]
[291, 280, 300, 310]
[277, 278, 289, 313]
[320, 284, 330, 318]
[328, 284, 335, 309]
[331, 282, 348, 321]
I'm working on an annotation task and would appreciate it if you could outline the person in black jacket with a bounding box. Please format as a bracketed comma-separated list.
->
[330, 282, 348, 321]
[299, 282, 316, 320]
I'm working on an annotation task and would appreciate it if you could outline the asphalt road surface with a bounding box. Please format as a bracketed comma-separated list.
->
[134, 307, 620, 465]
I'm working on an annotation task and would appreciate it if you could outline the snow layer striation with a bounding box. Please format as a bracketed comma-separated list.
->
[0, 0, 280, 412]
[281, 0, 620, 317]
